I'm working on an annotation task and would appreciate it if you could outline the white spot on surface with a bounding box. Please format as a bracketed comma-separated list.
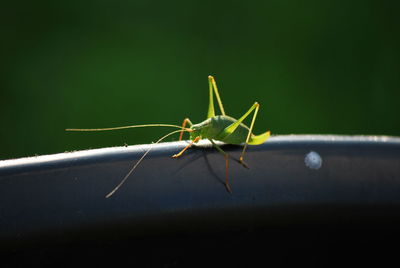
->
[305, 151, 322, 170]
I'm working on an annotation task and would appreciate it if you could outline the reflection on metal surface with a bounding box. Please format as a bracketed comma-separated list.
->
[305, 151, 322, 170]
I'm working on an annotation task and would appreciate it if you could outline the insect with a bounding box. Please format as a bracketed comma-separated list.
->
[67, 75, 270, 197]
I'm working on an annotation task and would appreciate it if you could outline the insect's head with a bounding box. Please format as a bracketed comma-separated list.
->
[189, 125, 202, 141]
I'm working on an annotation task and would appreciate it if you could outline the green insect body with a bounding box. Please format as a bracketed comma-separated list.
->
[190, 115, 268, 145]
[67, 75, 270, 197]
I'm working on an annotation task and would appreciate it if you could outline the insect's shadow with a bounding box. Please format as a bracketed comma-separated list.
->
[171, 149, 204, 173]
[201, 150, 226, 188]
[172, 149, 225, 188]
[172, 144, 242, 189]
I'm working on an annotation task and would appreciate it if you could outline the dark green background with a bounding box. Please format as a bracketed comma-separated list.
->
[1, 1, 399, 160]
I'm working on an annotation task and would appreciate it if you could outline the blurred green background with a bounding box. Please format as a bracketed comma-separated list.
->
[1, 0, 399, 160]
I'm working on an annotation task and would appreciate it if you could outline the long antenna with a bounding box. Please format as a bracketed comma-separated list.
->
[105, 129, 190, 198]
[66, 124, 191, 132]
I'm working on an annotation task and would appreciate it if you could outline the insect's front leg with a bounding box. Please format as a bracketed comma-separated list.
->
[172, 136, 200, 158]
[179, 118, 193, 141]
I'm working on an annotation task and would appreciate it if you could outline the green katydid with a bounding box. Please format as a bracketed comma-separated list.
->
[67, 75, 270, 197]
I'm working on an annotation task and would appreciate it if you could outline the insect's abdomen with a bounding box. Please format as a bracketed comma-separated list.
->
[203, 115, 249, 145]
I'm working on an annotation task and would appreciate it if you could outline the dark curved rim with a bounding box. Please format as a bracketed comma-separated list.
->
[1, 135, 400, 246]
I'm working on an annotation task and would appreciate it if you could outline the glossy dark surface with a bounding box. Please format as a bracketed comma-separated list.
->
[1, 135, 400, 266]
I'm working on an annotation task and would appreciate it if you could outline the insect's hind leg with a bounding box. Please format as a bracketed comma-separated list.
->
[179, 118, 193, 141]
[239, 103, 260, 167]
[216, 102, 260, 169]
[207, 75, 226, 118]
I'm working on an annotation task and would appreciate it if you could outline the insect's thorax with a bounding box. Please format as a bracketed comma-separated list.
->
[190, 115, 250, 145]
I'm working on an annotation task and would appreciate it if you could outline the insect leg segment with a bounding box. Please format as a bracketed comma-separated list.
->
[209, 139, 247, 167]
[172, 136, 200, 158]
[224, 155, 232, 193]
[207, 75, 226, 118]
[179, 118, 193, 141]
[207, 76, 215, 118]
[216, 102, 260, 168]
[209, 139, 234, 193]
[239, 102, 260, 166]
